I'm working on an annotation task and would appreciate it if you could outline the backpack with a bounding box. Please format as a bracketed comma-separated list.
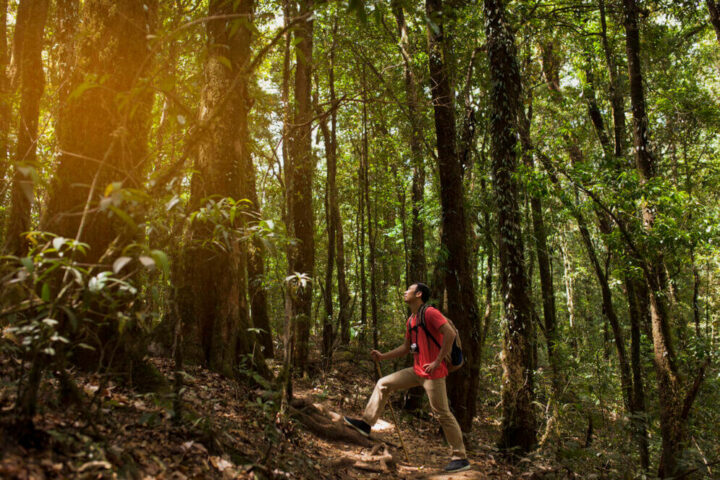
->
[409, 304, 464, 372]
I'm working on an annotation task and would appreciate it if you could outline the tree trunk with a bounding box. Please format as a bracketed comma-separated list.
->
[395, 2, 427, 409]
[329, 60, 350, 347]
[598, 0, 627, 159]
[623, 1, 702, 475]
[0, 0, 10, 196]
[42, 0, 156, 262]
[4, 0, 48, 255]
[392, 1, 426, 286]
[484, 0, 537, 451]
[707, 0, 720, 44]
[247, 167, 273, 358]
[288, 0, 315, 373]
[426, 0, 480, 432]
[178, 0, 255, 376]
[518, 96, 561, 395]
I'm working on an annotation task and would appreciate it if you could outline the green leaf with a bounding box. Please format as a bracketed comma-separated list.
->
[41, 283, 51, 302]
[150, 250, 170, 276]
[20, 257, 34, 273]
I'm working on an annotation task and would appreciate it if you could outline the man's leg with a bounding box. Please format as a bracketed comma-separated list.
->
[423, 377, 467, 461]
[361, 367, 420, 426]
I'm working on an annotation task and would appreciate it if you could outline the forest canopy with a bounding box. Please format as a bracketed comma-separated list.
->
[1, 0, 719, 478]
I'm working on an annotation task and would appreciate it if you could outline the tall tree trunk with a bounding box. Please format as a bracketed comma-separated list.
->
[288, 0, 315, 372]
[623, 2, 706, 475]
[426, 0, 481, 432]
[42, 0, 156, 262]
[392, 1, 426, 286]
[280, 0, 294, 403]
[4, 0, 48, 255]
[247, 167, 273, 358]
[317, 23, 340, 362]
[0, 0, 9, 197]
[395, 2, 426, 410]
[330, 41, 350, 347]
[361, 70, 379, 350]
[583, 47, 650, 470]
[598, 0, 627, 159]
[707, 0, 720, 44]
[518, 95, 561, 395]
[178, 0, 255, 376]
[484, 0, 537, 451]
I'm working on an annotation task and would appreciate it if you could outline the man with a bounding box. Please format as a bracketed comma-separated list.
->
[343, 283, 471, 473]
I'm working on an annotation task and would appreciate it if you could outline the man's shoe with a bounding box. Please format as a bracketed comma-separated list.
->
[444, 459, 471, 473]
[343, 416, 371, 437]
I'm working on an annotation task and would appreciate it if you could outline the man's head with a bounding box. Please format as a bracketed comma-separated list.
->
[404, 282, 430, 305]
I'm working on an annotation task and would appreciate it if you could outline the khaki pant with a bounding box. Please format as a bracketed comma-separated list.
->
[362, 367, 466, 459]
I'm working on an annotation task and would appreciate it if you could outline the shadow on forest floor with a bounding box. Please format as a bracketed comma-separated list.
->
[0, 354, 575, 479]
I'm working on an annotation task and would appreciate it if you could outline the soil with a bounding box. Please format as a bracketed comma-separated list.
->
[0, 353, 568, 479]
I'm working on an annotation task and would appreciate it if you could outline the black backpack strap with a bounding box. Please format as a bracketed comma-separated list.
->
[419, 305, 442, 349]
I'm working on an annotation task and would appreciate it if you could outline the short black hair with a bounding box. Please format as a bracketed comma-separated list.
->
[413, 282, 431, 303]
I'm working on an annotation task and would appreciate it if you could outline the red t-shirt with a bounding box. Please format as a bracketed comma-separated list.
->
[405, 306, 448, 379]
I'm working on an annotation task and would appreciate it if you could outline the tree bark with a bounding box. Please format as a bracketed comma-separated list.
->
[484, 0, 537, 450]
[288, 0, 315, 372]
[392, 1, 427, 286]
[425, 0, 481, 432]
[0, 0, 9, 196]
[4, 0, 48, 255]
[707, 0, 720, 44]
[42, 0, 156, 262]
[247, 167, 273, 359]
[598, 0, 627, 159]
[623, 1, 700, 475]
[517, 96, 561, 395]
[178, 0, 256, 376]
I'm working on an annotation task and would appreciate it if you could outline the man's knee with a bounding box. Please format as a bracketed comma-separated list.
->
[376, 376, 393, 393]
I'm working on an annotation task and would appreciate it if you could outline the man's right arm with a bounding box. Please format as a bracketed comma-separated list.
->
[371, 336, 411, 361]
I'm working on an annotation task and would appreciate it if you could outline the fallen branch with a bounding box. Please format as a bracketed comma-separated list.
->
[330, 443, 396, 473]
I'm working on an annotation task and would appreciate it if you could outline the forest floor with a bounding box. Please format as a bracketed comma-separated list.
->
[0, 353, 574, 479]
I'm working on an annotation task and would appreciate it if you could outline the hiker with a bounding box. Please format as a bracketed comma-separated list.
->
[344, 282, 471, 473]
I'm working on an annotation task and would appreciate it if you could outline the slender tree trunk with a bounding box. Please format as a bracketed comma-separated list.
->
[42, 0, 156, 262]
[707, 0, 720, 44]
[624, 276, 650, 469]
[331, 52, 350, 347]
[358, 152, 367, 343]
[484, 0, 537, 450]
[426, 0, 481, 432]
[280, 0, 294, 403]
[247, 167, 273, 358]
[392, 1, 426, 286]
[178, 0, 255, 376]
[518, 96, 561, 395]
[288, 0, 315, 373]
[362, 72, 380, 351]
[4, 0, 48, 255]
[479, 181, 494, 361]
[0, 0, 9, 197]
[599, 0, 627, 159]
[623, 2, 706, 475]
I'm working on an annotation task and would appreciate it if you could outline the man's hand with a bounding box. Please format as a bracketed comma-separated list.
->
[422, 360, 441, 374]
[370, 350, 385, 362]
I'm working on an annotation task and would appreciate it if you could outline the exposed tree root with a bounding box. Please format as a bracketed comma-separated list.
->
[289, 397, 373, 446]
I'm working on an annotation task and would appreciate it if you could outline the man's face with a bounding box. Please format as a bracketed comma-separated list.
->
[403, 284, 421, 303]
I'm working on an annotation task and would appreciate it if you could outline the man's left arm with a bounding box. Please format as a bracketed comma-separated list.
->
[423, 322, 456, 374]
